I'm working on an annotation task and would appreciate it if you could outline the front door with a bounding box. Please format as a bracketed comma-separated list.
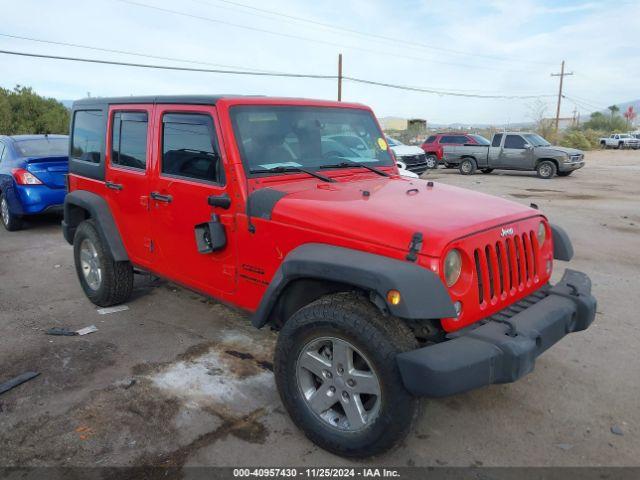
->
[498, 134, 533, 170]
[149, 105, 237, 297]
[104, 105, 153, 268]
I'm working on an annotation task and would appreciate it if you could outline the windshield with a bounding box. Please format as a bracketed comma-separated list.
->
[14, 137, 68, 157]
[522, 134, 550, 147]
[230, 106, 393, 175]
[468, 134, 490, 145]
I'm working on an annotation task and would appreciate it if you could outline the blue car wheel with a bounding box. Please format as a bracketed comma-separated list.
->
[1, 192, 23, 231]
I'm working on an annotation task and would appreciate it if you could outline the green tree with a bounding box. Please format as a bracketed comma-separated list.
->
[608, 104, 620, 118]
[582, 111, 626, 132]
[0, 85, 70, 135]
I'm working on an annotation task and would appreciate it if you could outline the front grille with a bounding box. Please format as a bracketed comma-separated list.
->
[570, 154, 583, 162]
[472, 230, 540, 306]
[400, 154, 426, 165]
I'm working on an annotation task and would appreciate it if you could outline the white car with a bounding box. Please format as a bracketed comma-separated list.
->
[396, 161, 419, 178]
[386, 137, 433, 174]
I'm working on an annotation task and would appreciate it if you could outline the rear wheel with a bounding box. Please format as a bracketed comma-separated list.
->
[73, 219, 133, 307]
[425, 155, 438, 169]
[536, 160, 557, 179]
[0, 192, 22, 231]
[274, 293, 419, 458]
[459, 158, 476, 175]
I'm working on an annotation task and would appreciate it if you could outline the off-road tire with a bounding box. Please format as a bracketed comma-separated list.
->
[557, 171, 573, 177]
[425, 155, 438, 169]
[481, 168, 494, 174]
[73, 219, 133, 307]
[274, 292, 419, 458]
[0, 192, 23, 231]
[536, 160, 557, 179]
[459, 158, 477, 175]
[600, 142, 606, 149]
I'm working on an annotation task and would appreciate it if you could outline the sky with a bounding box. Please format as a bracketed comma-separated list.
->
[0, 0, 638, 125]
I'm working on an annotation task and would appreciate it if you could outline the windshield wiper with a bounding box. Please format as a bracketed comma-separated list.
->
[319, 159, 390, 177]
[249, 166, 336, 183]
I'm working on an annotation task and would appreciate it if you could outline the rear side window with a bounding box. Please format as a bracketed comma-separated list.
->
[492, 134, 503, 147]
[111, 112, 148, 170]
[504, 135, 526, 149]
[71, 110, 104, 163]
[162, 113, 221, 183]
[0, 142, 5, 161]
[439, 135, 466, 144]
[425, 135, 436, 143]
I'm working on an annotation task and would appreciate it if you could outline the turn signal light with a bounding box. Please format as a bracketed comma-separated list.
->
[387, 290, 402, 305]
[12, 168, 43, 185]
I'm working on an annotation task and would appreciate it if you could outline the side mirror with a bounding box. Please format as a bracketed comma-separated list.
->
[524, 143, 532, 149]
[195, 214, 227, 253]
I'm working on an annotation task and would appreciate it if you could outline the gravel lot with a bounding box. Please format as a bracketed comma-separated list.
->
[0, 149, 638, 468]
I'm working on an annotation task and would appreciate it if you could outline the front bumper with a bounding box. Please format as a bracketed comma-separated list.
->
[397, 269, 596, 397]
[559, 160, 585, 172]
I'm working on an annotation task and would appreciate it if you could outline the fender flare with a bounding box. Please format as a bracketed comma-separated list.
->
[251, 243, 456, 328]
[550, 223, 574, 261]
[62, 190, 128, 262]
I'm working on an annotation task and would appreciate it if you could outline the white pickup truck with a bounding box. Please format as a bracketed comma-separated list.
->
[599, 133, 640, 149]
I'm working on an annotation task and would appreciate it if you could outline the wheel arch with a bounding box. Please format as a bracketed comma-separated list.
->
[536, 157, 559, 169]
[63, 190, 128, 261]
[251, 243, 456, 329]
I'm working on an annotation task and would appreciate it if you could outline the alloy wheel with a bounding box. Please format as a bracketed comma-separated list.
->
[1, 198, 9, 227]
[296, 336, 381, 431]
[79, 238, 103, 291]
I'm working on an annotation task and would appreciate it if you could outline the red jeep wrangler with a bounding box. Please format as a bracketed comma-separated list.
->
[63, 96, 596, 457]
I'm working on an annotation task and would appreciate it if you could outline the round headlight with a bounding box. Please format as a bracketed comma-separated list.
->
[444, 249, 462, 287]
[537, 222, 546, 246]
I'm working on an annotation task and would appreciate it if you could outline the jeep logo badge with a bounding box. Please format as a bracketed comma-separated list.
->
[501, 227, 514, 237]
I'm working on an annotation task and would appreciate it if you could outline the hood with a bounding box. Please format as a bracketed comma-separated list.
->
[535, 146, 582, 156]
[269, 176, 540, 257]
[390, 144, 424, 157]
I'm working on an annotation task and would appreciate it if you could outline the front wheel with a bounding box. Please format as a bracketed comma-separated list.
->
[425, 154, 438, 169]
[0, 192, 22, 231]
[536, 160, 557, 179]
[274, 293, 419, 458]
[73, 219, 134, 307]
[459, 158, 476, 175]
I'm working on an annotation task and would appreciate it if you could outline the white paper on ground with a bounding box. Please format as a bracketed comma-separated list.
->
[96, 305, 129, 315]
[76, 325, 98, 336]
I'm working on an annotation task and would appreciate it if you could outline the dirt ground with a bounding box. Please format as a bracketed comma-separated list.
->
[0, 150, 638, 469]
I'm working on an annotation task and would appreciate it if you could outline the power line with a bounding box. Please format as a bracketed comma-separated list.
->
[0, 32, 277, 73]
[192, 0, 557, 67]
[115, 0, 541, 74]
[0, 48, 555, 100]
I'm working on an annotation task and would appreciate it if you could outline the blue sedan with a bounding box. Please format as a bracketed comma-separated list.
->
[0, 134, 69, 231]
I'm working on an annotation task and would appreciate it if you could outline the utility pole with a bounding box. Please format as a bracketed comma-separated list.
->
[337, 53, 342, 102]
[551, 60, 573, 135]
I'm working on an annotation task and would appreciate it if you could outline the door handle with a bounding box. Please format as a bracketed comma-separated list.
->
[105, 181, 123, 190]
[150, 192, 172, 203]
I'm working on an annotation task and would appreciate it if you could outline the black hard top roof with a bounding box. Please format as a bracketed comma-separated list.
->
[72, 95, 256, 109]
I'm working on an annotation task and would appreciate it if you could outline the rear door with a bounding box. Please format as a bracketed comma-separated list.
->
[149, 104, 237, 297]
[104, 105, 153, 267]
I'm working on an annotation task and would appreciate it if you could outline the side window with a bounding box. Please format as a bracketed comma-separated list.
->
[162, 113, 222, 184]
[439, 136, 457, 144]
[0, 142, 5, 162]
[425, 135, 436, 144]
[504, 135, 526, 149]
[492, 134, 503, 147]
[71, 110, 104, 163]
[111, 112, 148, 170]
[453, 135, 468, 144]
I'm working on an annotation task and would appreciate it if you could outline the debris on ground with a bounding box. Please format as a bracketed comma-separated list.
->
[46, 325, 98, 336]
[76, 325, 98, 336]
[97, 305, 129, 315]
[555, 443, 574, 451]
[611, 425, 624, 436]
[46, 327, 78, 336]
[0, 372, 40, 396]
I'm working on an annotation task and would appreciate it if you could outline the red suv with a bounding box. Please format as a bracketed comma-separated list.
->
[63, 96, 595, 458]
[421, 133, 488, 167]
